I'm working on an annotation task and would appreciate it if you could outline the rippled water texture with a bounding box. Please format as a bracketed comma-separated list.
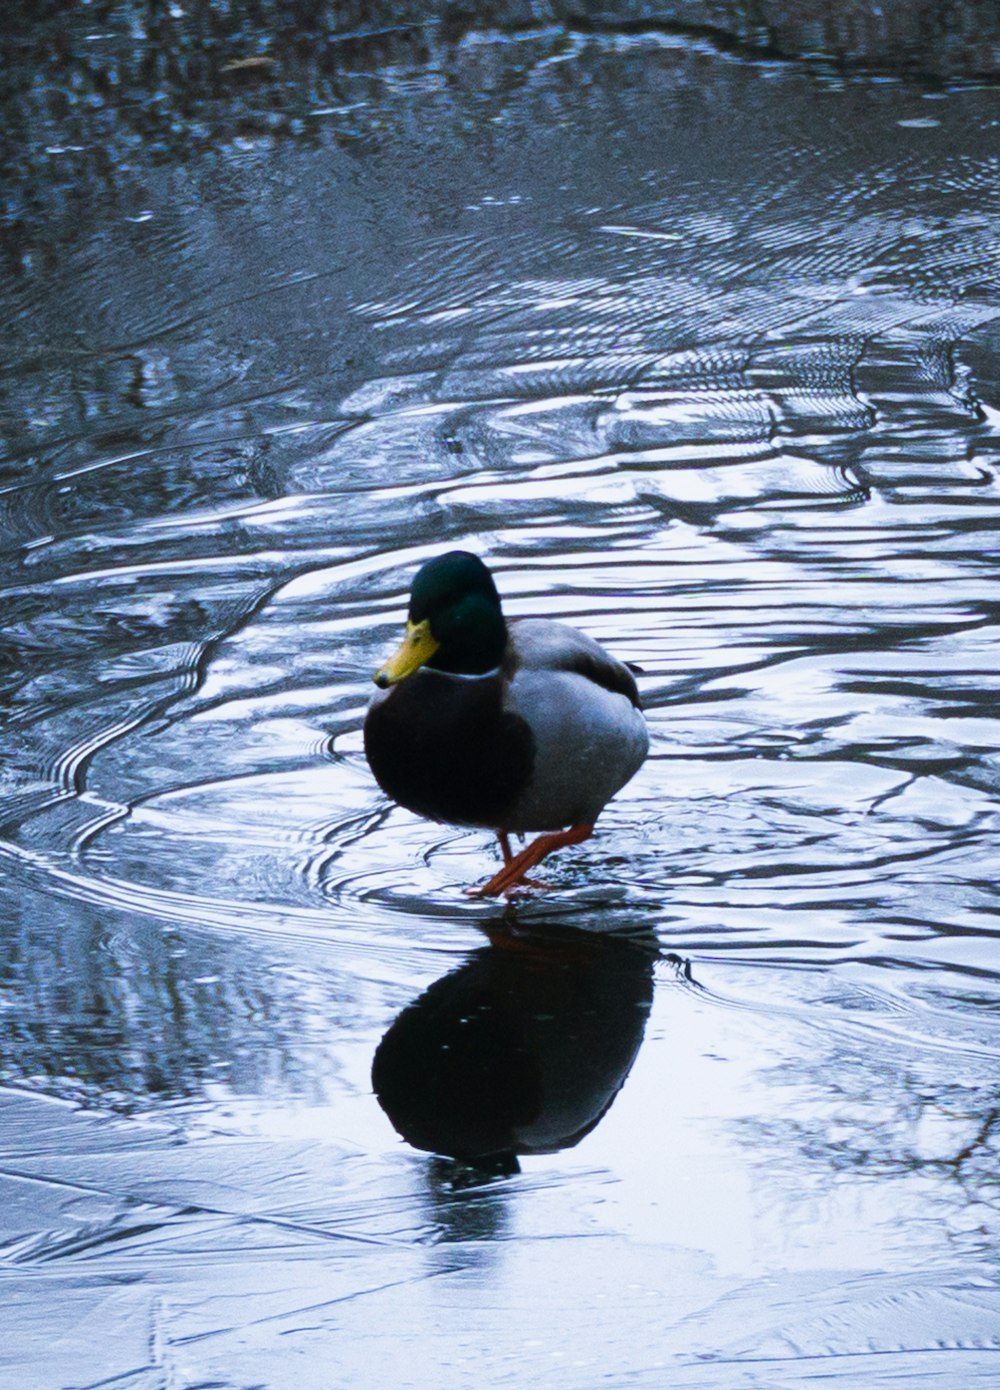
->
[2, 33, 999, 1390]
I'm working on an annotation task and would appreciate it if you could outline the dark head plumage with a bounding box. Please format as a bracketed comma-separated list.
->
[398, 550, 507, 678]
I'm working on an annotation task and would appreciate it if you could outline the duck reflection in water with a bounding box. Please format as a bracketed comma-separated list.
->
[372, 922, 664, 1173]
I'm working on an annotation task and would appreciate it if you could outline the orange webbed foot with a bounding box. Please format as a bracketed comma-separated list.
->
[469, 823, 595, 898]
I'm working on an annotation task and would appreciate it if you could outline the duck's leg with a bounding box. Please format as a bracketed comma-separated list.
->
[473, 823, 595, 897]
[461, 830, 544, 896]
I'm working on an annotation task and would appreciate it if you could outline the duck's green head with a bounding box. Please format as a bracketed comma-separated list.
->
[374, 551, 507, 688]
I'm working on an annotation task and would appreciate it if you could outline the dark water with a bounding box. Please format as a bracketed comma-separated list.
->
[2, 33, 999, 1390]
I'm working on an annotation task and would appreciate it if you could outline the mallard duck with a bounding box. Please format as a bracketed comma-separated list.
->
[364, 551, 649, 896]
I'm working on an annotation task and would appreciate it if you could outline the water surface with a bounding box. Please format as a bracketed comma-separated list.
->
[2, 32, 999, 1390]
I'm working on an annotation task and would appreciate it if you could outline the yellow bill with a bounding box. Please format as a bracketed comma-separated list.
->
[374, 619, 439, 687]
